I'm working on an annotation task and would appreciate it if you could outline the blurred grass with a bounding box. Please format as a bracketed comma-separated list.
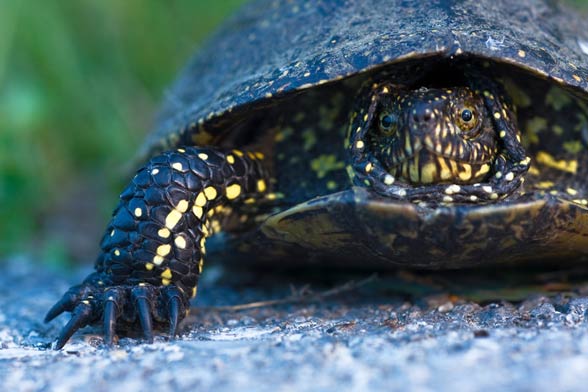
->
[0, 0, 587, 264]
[0, 0, 247, 261]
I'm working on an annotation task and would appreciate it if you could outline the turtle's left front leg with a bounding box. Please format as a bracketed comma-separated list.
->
[45, 146, 270, 348]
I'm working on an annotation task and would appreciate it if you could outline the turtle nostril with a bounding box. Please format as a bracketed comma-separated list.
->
[412, 109, 433, 124]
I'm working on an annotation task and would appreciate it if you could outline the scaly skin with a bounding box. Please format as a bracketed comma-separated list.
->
[46, 146, 270, 348]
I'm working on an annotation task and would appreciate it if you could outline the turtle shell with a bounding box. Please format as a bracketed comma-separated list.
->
[144, 0, 588, 268]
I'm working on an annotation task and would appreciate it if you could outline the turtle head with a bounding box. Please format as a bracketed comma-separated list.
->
[368, 86, 498, 185]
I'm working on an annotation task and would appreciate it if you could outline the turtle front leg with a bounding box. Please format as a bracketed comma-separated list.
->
[45, 146, 270, 348]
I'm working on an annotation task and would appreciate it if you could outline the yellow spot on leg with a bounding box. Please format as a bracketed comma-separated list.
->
[165, 209, 182, 229]
[158, 228, 171, 238]
[171, 162, 183, 171]
[134, 208, 142, 217]
[176, 199, 189, 213]
[226, 155, 235, 164]
[204, 186, 218, 200]
[157, 244, 171, 257]
[161, 268, 172, 279]
[192, 206, 203, 219]
[195, 192, 207, 207]
[226, 183, 242, 199]
[145, 263, 154, 271]
[198, 153, 208, 160]
[153, 255, 164, 266]
[175, 235, 186, 249]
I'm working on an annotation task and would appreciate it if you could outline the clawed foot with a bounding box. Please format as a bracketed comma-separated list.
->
[45, 274, 189, 349]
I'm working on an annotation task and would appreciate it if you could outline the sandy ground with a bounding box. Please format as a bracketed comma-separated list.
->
[2, 256, 588, 392]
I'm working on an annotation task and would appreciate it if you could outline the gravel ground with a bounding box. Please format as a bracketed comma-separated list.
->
[2, 256, 588, 392]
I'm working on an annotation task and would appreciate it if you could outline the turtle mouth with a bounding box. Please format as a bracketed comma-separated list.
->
[389, 148, 492, 184]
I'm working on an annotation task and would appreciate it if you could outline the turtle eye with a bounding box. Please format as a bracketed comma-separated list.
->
[457, 106, 478, 134]
[379, 112, 397, 135]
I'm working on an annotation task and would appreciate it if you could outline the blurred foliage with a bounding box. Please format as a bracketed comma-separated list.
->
[0, 0, 247, 260]
[0, 0, 587, 262]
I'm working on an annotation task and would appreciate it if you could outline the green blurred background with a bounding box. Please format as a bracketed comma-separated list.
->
[0, 0, 587, 266]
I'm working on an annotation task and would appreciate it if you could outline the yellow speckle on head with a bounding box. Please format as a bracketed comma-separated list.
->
[158, 228, 171, 238]
[566, 187, 578, 196]
[162, 279, 171, 286]
[505, 172, 514, 181]
[233, 149, 244, 157]
[257, 179, 267, 192]
[458, 164, 472, 182]
[442, 196, 453, 203]
[204, 186, 218, 200]
[355, 140, 365, 149]
[171, 162, 183, 171]
[572, 74, 582, 83]
[517, 49, 526, 58]
[177, 148, 186, 153]
[363, 114, 369, 122]
[161, 268, 172, 280]
[490, 193, 499, 200]
[254, 152, 265, 159]
[384, 174, 395, 185]
[151, 168, 160, 175]
[110, 230, 115, 237]
[191, 287, 198, 298]
[198, 153, 208, 160]
[114, 249, 120, 256]
[470, 195, 478, 202]
[156, 244, 171, 257]
[145, 263, 154, 271]
[482, 186, 493, 194]
[192, 206, 203, 219]
[226, 155, 235, 164]
[153, 255, 164, 266]
[134, 207, 142, 217]
[176, 199, 189, 213]
[165, 209, 182, 229]
[244, 198, 256, 204]
[382, 86, 390, 94]
[175, 235, 186, 249]
[474, 164, 491, 178]
[266, 193, 278, 200]
[494, 112, 501, 120]
[365, 162, 373, 173]
[420, 162, 436, 184]
[495, 171, 503, 179]
[499, 130, 506, 138]
[226, 183, 242, 199]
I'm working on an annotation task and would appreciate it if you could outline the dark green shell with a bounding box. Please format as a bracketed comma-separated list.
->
[143, 0, 588, 268]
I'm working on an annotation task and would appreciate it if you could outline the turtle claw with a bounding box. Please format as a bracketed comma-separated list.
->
[55, 302, 95, 350]
[163, 286, 184, 338]
[132, 287, 154, 343]
[46, 278, 190, 349]
[45, 284, 88, 322]
[103, 300, 117, 346]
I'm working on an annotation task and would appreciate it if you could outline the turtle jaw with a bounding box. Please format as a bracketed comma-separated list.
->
[389, 148, 493, 185]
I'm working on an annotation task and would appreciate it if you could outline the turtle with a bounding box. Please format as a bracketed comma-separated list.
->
[46, 0, 588, 349]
